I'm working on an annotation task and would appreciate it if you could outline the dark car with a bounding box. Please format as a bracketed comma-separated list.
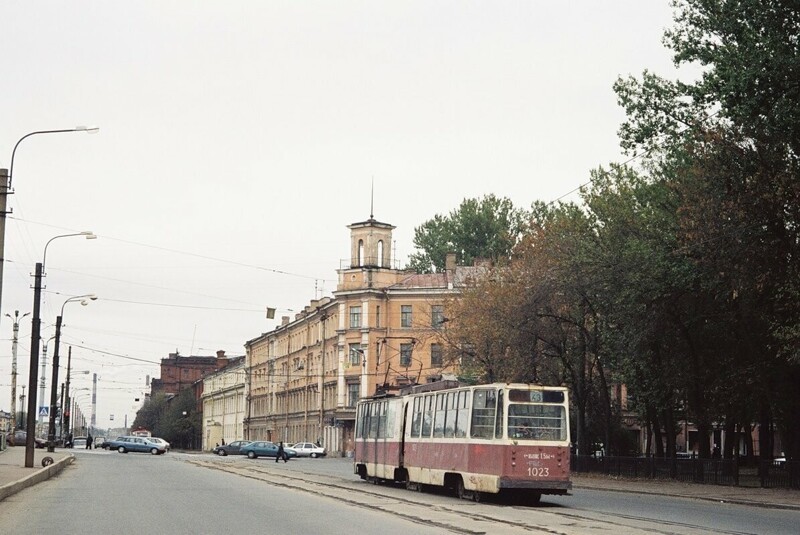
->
[240, 441, 297, 460]
[5, 430, 47, 448]
[212, 440, 251, 456]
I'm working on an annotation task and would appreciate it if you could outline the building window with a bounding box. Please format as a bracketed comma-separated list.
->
[347, 383, 360, 408]
[400, 343, 413, 367]
[377, 240, 384, 267]
[401, 305, 412, 328]
[350, 306, 362, 329]
[431, 305, 444, 329]
[349, 343, 362, 366]
[430, 343, 442, 367]
[375, 306, 381, 328]
[358, 239, 364, 266]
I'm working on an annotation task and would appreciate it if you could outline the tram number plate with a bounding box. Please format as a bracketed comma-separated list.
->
[527, 467, 550, 477]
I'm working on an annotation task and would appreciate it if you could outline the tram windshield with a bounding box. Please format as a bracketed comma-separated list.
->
[507, 390, 567, 441]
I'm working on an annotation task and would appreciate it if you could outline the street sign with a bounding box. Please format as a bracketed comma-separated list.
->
[38, 406, 49, 417]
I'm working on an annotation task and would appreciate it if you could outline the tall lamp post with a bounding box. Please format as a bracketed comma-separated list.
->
[47, 294, 97, 452]
[25, 231, 97, 466]
[0, 126, 99, 333]
[5, 310, 29, 430]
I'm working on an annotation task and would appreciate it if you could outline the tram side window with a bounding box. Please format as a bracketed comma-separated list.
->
[455, 391, 469, 438]
[386, 401, 396, 439]
[495, 389, 504, 439]
[356, 404, 365, 439]
[410, 397, 422, 437]
[421, 395, 434, 437]
[470, 388, 497, 439]
[444, 392, 456, 438]
[433, 393, 446, 438]
[369, 402, 380, 438]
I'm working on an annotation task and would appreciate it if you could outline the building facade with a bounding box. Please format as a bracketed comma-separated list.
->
[201, 356, 246, 450]
[151, 350, 231, 396]
[244, 216, 480, 456]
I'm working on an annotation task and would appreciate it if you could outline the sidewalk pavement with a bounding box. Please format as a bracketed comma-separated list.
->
[572, 472, 800, 510]
[0, 445, 797, 510]
[0, 446, 73, 502]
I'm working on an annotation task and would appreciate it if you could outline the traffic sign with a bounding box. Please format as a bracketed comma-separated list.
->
[39, 406, 49, 417]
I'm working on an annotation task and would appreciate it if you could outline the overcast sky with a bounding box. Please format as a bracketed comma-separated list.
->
[0, 1, 688, 432]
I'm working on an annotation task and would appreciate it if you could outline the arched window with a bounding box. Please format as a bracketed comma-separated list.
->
[377, 240, 384, 267]
[358, 239, 364, 266]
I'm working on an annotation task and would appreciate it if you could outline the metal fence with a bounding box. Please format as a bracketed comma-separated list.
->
[572, 455, 799, 490]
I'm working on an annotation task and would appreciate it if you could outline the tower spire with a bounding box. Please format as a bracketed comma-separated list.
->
[370, 177, 374, 220]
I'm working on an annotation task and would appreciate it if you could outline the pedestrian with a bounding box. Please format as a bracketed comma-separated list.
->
[221, 438, 225, 446]
[276, 441, 287, 463]
[65, 432, 73, 448]
[86, 433, 93, 450]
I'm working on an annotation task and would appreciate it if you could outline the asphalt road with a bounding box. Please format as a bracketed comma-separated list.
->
[1, 449, 797, 535]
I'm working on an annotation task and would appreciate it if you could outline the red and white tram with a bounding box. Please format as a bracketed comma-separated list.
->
[354, 381, 571, 503]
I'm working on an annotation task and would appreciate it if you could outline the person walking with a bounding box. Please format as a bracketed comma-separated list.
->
[86, 433, 93, 450]
[276, 441, 287, 463]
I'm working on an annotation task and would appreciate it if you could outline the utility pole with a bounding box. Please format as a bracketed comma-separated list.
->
[0, 169, 10, 335]
[91, 372, 98, 430]
[6, 310, 29, 430]
[25, 262, 43, 467]
[64, 347, 72, 442]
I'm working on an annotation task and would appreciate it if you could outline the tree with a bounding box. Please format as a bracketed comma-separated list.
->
[406, 195, 529, 273]
[614, 0, 800, 459]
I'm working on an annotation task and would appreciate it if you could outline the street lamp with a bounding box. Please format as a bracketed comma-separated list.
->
[5, 310, 30, 430]
[0, 126, 99, 334]
[25, 231, 97, 466]
[46, 294, 97, 451]
[38, 335, 56, 428]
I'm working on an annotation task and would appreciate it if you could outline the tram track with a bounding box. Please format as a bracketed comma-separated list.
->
[187, 458, 760, 535]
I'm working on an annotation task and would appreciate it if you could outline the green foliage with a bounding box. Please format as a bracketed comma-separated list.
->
[406, 194, 529, 273]
[436, 2, 800, 458]
[132, 390, 201, 449]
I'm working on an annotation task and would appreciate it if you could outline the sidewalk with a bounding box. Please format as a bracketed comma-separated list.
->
[572, 472, 800, 510]
[0, 446, 73, 502]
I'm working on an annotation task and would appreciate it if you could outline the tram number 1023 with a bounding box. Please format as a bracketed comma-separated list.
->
[527, 466, 550, 477]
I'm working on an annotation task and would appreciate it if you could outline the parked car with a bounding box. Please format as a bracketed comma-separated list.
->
[5, 430, 47, 448]
[72, 436, 88, 448]
[212, 440, 251, 456]
[289, 442, 326, 458]
[240, 441, 297, 460]
[107, 436, 167, 455]
[147, 437, 170, 452]
[93, 436, 107, 449]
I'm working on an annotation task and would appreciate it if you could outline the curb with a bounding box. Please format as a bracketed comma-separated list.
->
[0, 454, 75, 502]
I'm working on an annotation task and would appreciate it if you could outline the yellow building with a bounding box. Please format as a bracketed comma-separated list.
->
[201, 356, 246, 450]
[244, 216, 480, 456]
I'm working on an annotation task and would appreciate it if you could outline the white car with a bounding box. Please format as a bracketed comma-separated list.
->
[289, 442, 326, 458]
[147, 437, 171, 452]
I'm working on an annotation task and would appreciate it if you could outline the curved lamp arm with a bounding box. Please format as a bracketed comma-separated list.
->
[9, 127, 99, 188]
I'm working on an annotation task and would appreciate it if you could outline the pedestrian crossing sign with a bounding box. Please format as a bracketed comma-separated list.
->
[39, 406, 49, 417]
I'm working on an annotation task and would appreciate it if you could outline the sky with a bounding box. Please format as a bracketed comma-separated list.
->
[0, 1, 690, 432]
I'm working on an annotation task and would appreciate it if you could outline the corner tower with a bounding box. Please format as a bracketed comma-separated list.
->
[347, 217, 395, 269]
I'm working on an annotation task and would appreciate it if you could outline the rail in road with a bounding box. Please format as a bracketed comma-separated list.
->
[188, 458, 751, 535]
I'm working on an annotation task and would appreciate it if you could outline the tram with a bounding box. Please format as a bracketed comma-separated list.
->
[354, 381, 571, 503]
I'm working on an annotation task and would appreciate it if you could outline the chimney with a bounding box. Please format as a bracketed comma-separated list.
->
[216, 350, 226, 359]
[281, 316, 291, 326]
[445, 252, 457, 272]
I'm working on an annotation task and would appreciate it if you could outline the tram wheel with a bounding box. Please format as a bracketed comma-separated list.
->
[455, 478, 467, 500]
